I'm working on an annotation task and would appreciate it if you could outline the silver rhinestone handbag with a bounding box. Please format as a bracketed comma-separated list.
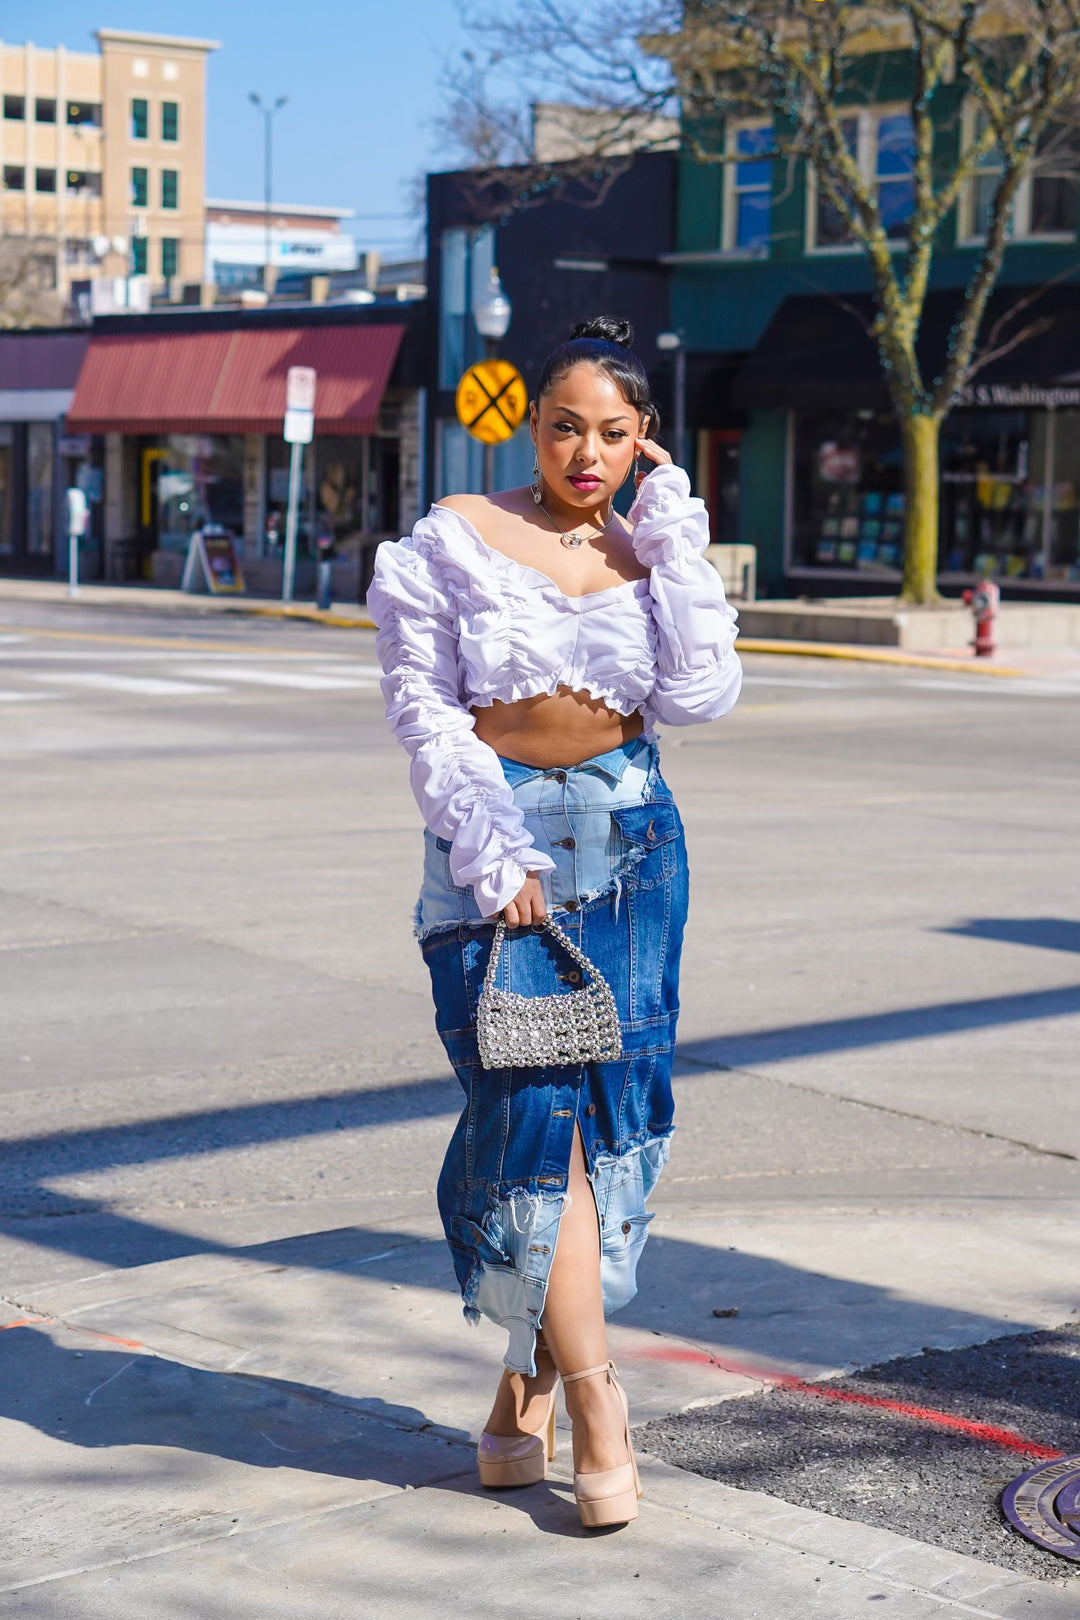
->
[476, 916, 623, 1070]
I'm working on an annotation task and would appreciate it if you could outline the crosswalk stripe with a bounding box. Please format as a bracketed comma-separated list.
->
[0, 689, 58, 702]
[178, 665, 380, 691]
[31, 672, 230, 697]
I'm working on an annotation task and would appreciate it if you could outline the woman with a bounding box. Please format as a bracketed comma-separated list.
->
[368, 317, 741, 1528]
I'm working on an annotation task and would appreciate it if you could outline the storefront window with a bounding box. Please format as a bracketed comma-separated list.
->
[264, 437, 379, 560]
[156, 435, 245, 553]
[792, 409, 905, 573]
[941, 409, 1080, 581]
[793, 406, 1080, 582]
[26, 423, 54, 557]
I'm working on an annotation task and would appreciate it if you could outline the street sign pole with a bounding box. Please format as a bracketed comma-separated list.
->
[282, 365, 316, 606]
[282, 438, 304, 604]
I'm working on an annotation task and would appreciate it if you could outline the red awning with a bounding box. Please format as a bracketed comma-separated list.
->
[66, 323, 405, 436]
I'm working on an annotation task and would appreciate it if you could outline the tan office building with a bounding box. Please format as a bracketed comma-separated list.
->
[0, 28, 218, 301]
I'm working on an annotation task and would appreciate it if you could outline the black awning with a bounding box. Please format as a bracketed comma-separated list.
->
[733, 281, 1080, 411]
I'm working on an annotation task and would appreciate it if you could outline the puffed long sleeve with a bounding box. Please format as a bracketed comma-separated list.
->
[630, 465, 743, 726]
[367, 536, 555, 917]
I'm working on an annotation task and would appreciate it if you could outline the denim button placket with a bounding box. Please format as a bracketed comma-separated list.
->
[422, 737, 686, 1375]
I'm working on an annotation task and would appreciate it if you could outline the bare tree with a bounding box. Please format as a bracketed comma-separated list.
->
[0, 237, 63, 329]
[455, 1, 1080, 603]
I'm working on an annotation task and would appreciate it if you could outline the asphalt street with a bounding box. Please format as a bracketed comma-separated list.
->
[1, 599, 1079, 1613]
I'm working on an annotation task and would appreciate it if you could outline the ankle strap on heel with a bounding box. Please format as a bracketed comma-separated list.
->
[562, 1359, 616, 1385]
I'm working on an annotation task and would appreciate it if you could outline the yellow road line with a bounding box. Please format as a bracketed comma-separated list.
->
[738, 637, 1027, 678]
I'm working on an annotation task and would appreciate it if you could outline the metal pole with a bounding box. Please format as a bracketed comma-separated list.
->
[1040, 404, 1056, 580]
[483, 335, 495, 495]
[264, 110, 272, 291]
[282, 438, 303, 603]
[674, 342, 687, 472]
[68, 524, 79, 598]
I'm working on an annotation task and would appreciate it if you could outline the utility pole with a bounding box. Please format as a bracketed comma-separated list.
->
[248, 93, 287, 292]
[657, 331, 687, 472]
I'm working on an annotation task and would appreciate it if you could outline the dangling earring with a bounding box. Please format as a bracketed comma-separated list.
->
[531, 451, 542, 506]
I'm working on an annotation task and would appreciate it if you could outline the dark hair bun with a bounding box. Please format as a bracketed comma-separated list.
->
[569, 316, 633, 349]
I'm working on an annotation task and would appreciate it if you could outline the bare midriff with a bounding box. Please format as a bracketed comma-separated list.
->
[472, 687, 643, 769]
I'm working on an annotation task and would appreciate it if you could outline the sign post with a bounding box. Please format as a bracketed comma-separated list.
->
[282, 365, 316, 604]
[65, 487, 88, 598]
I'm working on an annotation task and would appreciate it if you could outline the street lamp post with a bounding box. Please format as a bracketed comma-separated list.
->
[474, 266, 512, 495]
[248, 93, 287, 293]
[656, 331, 687, 473]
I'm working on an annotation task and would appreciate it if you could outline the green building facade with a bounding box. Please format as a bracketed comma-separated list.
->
[673, 50, 1080, 597]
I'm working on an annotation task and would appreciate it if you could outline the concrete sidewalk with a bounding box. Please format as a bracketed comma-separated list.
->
[5, 575, 1080, 678]
[3, 1220, 1076, 1619]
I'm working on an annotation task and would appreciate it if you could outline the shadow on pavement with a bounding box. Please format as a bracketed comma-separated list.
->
[940, 916, 1080, 956]
[0, 1324, 471, 1487]
[680, 982, 1080, 1072]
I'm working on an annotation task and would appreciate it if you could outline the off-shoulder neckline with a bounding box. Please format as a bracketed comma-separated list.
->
[428, 503, 649, 604]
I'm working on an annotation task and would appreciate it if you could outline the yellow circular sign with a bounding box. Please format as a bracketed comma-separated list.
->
[455, 359, 528, 445]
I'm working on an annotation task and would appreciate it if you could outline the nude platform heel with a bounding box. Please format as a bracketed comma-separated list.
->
[476, 1386, 558, 1488]
[562, 1360, 642, 1528]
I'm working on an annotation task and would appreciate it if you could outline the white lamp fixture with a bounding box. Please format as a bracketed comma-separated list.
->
[656, 330, 683, 351]
[474, 267, 512, 342]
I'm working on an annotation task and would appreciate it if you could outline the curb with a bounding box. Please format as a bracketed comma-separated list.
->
[737, 637, 1028, 677]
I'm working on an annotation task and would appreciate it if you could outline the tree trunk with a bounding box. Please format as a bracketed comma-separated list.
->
[899, 411, 943, 605]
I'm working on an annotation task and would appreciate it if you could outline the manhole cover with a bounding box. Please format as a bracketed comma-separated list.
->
[1002, 1456, 1080, 1561]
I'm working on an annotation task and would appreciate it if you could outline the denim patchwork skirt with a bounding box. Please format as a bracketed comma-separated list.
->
[416, 734, 689, 1375]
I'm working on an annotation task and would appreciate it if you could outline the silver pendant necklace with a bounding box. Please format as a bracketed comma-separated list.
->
[536, 497, 614, 550]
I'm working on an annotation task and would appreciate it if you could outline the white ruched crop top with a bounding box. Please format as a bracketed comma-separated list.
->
[368, 464, 742, 917]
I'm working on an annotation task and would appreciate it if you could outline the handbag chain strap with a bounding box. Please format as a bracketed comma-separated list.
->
[483, 915, 605, 1000]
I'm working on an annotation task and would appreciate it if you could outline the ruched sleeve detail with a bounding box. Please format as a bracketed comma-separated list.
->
[367, 533, 556, 917]
[629, 464, 743, 727]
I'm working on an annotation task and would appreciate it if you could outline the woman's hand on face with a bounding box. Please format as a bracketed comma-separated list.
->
[501, 873, 547, 929]
[635, 435, 673, 488]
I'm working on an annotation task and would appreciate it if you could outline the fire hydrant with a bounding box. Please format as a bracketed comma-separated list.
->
[962, 578, 999, 658]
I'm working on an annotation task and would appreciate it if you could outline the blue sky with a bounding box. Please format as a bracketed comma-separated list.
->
[28, 1, 472, 257]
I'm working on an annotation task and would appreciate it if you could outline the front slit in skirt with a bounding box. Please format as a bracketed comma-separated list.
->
[416, 733, 688, 1375]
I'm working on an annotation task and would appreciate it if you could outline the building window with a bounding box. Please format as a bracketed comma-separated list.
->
[792, 410, 905, 572]
[1030, 124, 1079, 235]
[66, 101, 101, 127]
[814, 117, 860, 247]
[131, 97, 149, 140]
[3, 95, 25, 120]
[65, 238, 93, 265]
[34, 98, 57, 123]
[161, 169, 179, 210]
[161, 237, 179, 278]
[724, 122, 772, 253]
[875, 113, 916, 238]
[161, 101, 179, 141]
[131, 237, 148, 275]
[810, 109, 915, 250]
[34, 168, 57, 193]
[130, 167, 149, 207]
[3, 166, 25, 191]
[960, 106, 1078, 243]
[65, 170, 103, 197]
[438, 226, 495, 389]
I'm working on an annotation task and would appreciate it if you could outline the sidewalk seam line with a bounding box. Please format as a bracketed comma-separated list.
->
[676, 1054, 1079, 1163]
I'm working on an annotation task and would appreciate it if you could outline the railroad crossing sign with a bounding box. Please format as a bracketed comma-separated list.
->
[455, 359, 527, 445]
